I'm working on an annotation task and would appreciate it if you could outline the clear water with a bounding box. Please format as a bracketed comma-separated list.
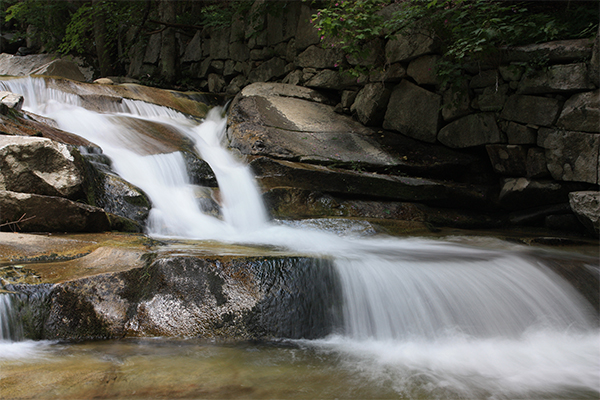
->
[1, 77, 598, 399]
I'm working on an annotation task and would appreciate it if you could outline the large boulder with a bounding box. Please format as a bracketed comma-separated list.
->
[0, 190, 111, 232]
[263, 187, 500, 229]
[296, 45, 343, 69]
[264, 186, 424, 220]
[350, 83, 391, 126]
[383, 80, 441, 143]
[0, 109, 95, 148]
[181, 31, 203, 63]
[556, 90, 600, 133]
[252, 157, 495, 211]
[304, 69, 358, 90]
[295, 4, 321, 51]
[104, 115, 195, 155]
[90, 171, 151, 227]
[228, 82, 400, 167]
[385, 25, 440, 63]
[0, 136, 87, 200]
[0, 107, 152, 231]
[209, 27, 230, 59]
[517, 64, 595, 95]
[438, 113, 503, 148]
[502, 39, 594, 64]
[43, 254, 341, 340]
[247, 57, 287, 83]
[590, 27, 599, 87]
[441, 81, 471, 122]
[250, 157, 448, 203]
[500, 95, 562, 127]
[0, 53, 54, 76]
[569, 191, 600, 236]
[31, 59, 87, 82]
[407, 55, 440, 85]
[538, 128, 600, 184]
[0, 90, 24, 111]
[0, 54, 88, 82]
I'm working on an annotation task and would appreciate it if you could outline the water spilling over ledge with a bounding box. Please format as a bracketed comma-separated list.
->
[0, 76, 598, 399]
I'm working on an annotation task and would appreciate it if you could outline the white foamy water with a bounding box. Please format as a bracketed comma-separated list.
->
[1, 77, 598, 398]
[0, 339, 54, 360]
[307, 330, 600, 399]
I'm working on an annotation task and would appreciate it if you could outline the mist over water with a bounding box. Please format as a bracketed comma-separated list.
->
[1, 77, 598, 398]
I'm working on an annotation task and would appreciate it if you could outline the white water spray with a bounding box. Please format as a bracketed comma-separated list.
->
[1, 77, 598, 398]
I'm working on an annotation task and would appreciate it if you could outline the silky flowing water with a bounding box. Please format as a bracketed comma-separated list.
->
[1, 77, 598, 399]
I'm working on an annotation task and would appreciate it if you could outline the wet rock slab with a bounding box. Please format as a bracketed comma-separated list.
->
[1, 233, 340, 341]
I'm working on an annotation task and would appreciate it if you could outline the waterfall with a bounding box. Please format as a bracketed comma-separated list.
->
[0, 294, 23, 341]
[1, 77, 598, 397]
[334, 253, 592, 340]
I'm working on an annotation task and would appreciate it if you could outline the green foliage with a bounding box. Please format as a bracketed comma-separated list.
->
[196, 4, 235, 28]
[312, 0, 388, 62]
[58, 1, 145, 60]
[312, 0, 599, 87]
[58, 4, 94, 55]
[4, 0, 76, 51]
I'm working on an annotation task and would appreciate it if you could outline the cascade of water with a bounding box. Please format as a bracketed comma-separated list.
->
[2, 76, 596, 336]
[335, 254, 593, 340]
[1, 77, 598, 396]
[189, 108, 269, 232]
[0, 294, 23, 341]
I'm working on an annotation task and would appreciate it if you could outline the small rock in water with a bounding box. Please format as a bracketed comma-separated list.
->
[0, 91, 24, 112]
[93, 78, 114, 85]
[278, 218, 378, 237]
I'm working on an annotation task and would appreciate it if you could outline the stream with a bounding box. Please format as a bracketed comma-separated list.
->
[1, 77, 598, 399]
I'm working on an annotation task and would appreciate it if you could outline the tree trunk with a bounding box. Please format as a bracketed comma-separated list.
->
[92, 0, 113, 77]
[159, 0, 178, 83]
